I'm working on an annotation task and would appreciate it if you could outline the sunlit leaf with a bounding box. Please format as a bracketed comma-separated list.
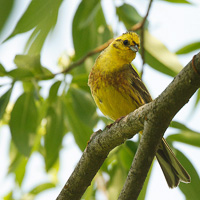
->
[69, 86, 98, 127]
[170, 121, 197, 132]
[175, 150, 200, 199]
[14, 54, 53, 77]
[29, 182, 56, 195]
[117, 141, 136, 171]
[71, 74, 91, 93]
[107, 167, 126, 199]
[5, 0, 63, 54]
[8, 150, 28, 186]
[0, 0, 14, 33]
[82, 179, 96, 200]
[10, 92, 38, 156]
[7, 68, 34, 80]
[0, 86, 12, 119]
[64, 92, 93, 151]
[176, 42, 200, 54]
[0, 63, 6, 76]
[195, 89, 200, 107]
[161, 0, 191, 4]
[3, 191, 14, 200]
[72, 0, 112, 60]
[138, 161, 153, 200]
[167, 131, 200, 147]
[48, 81, 62, 104]
[144, 31, 183, 76]
[45, 98, 65, 171]
[116, 3, 144, 29]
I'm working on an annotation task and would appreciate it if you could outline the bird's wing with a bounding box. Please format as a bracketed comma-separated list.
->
[127, 64, 152, 103]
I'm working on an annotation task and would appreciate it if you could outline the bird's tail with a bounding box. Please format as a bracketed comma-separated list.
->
[156, 138, 191, 188]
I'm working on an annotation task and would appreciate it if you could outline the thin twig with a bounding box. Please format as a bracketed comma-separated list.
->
[129, 0, 153, 79]
[34, 0, 153, 81]
[56, 52, 200, 200]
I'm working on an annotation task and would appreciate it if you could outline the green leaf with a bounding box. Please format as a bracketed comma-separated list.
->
[167, 131, 200, 147]
[138, 160, 153, 200]
[8, 149, 28, 186]
[0, 63, 6, 76]
[45, 98, 65, 171]
[72, 0, 112, 60]
[107, 166, 126, 199]
[144, 31, 183, 77]
[170, 121, 197, 132]
[71, 74, 91, 93]
[175, 150, 200, 199]
[0, 86, 12, 119]
[116, 4, 144, 29]
[117, 141, 136, 171]
[64, 92, 93, 151]
[0, 0, 14, 33]
[9, 92, 38, 156]
[82, 179, 96, 200]
[5, 0, 63, 54]
[195, 89, 200, 107]
[48, 81, 62, 104]
[161, 0, 191, 4]
[176, 42, 200, 54]
[69, 86, 98, 127]
[14, 54, 52, 76]
[7, 68, 34, 79]
[3, 191, 14, 200]
[29, 182, 56, 195]
[7, 55, 52, 80]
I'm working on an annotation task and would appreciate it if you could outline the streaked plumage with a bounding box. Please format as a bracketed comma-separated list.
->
[88, 32, 191, 188]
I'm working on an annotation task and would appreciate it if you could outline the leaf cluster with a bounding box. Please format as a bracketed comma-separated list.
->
[0, 0, 200, 199]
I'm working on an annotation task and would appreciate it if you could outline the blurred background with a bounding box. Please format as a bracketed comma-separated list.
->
[0, 0, 200, 199]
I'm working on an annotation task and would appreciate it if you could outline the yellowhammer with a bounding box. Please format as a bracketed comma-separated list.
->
[88, 32, 191, 188]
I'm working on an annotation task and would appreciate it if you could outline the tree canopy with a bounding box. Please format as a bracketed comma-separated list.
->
[0, 0, 200, 199]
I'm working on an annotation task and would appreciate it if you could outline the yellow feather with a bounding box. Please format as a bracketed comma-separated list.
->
[88, 32, 190, 188]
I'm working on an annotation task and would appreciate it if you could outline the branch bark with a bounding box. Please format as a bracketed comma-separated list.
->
[56, 53, 200, 200]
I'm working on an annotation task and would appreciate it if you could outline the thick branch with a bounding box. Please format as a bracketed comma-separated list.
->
[56, 105, 148, 200]
[118, 53, 200, 199]
[57, 53, 200, 200]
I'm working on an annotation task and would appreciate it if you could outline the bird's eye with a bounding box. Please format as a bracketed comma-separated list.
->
[123, 40, 129, 46]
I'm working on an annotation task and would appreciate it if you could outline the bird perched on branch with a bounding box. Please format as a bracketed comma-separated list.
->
[88, 32, 191, 188]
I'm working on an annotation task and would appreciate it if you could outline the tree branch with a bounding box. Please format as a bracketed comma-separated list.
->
[129, 0, 154, 79]
[56, 53, 200, 200]
[118, 53, 200, 199]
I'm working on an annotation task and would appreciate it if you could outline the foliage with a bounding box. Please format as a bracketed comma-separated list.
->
[0, 0, 200, 199]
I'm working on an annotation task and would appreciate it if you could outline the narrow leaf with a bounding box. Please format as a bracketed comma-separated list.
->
[170, 121, 197, 132]
[64, 93, 93, 151]
[48, 81, 62, 104]
[161, 0, 191, 4]
[45, 98, 65, 170]
[0, 63, 6, 76]
[116, 4, 144, 29]
[175, 150, 200, 199]
[167, 131, 200, 147]
[144, 31, 183, 76]
[69, 86, 98, 127]
[0, 0, 14, 32]
[30, 182, 56, 195]
[8, 150, 28, 186]
[195, 89, 200, 107]
[10, 92, 38, 156]
[72, 0, 112, 60]
[176, 42, 200, 55]
[0, 86, 12, 119]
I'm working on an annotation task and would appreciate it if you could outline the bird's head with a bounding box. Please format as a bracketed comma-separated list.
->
[110, 32, 140, 63]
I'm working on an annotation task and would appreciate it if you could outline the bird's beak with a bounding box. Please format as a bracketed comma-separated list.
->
[130, 44, 139, 52]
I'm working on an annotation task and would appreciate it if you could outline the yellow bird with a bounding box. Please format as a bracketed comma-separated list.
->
[88, 32, 191, 188]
